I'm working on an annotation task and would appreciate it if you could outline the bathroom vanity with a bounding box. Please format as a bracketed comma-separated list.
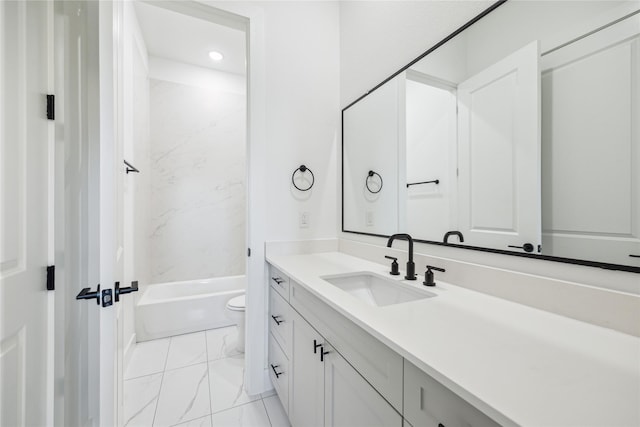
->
[266, 250, 640, 427]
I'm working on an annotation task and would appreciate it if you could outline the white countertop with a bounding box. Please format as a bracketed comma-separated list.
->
[266, 251, 640, 427]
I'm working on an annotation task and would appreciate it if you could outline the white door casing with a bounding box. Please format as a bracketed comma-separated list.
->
[457, 40, 541, 253]
[53, 0, 119, 425]
[0, 1, 52, 425]
[541, 14, 640, 266]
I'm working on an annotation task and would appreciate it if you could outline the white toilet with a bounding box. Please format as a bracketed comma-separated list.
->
[225, 294, 245, 352]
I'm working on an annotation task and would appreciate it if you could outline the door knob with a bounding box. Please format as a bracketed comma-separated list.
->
[76, 285, 101, 305]
[508, 243, 534, 253]
[114, 280, 139, 302]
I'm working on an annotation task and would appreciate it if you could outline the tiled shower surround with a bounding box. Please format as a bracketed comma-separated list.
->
[148, 78, 246, 284]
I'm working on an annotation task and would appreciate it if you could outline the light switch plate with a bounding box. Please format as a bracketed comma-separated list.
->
[299, 211, 310, 228]
[366, 211, 375, 226]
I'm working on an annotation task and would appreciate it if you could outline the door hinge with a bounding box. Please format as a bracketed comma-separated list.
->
[46, 265, 55, 291]
[247, 248, 251, 257]
[46, 94, 55, 120]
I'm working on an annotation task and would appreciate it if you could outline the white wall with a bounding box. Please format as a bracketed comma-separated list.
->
[258, 2, 340, 241]
[197, 0, 341, 395]
[338, 1, 640, 295]
[404, 76, 456, 241]
[340, 0, 493, 106]
[147, 57, 246, 284]
[122, 0, 150, 362]
[464, 1, 621, 75]
[343, 77, 401, 235]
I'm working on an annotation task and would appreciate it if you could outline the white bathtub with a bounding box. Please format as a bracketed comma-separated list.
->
[135, 275, 245, 341]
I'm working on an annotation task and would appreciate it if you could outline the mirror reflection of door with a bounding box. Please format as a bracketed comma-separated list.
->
[457, 40, 542, 253]
[541, 15, 640, 266]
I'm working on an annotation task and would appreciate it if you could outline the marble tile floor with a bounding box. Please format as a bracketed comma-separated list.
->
[124, 326, 290, 427]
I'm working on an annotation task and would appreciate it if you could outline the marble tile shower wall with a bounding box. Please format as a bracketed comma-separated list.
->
[149, 79, 246, 284]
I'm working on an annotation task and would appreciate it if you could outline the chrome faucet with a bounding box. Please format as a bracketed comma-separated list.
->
[386, 233, 416, 280]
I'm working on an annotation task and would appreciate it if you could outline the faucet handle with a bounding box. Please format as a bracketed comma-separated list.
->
[384, 256, 400, 276]
[423, 265, 445, 287]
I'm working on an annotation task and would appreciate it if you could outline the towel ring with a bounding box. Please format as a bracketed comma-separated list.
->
[366, 170, 383, 194]
[292, 165, 314, 192]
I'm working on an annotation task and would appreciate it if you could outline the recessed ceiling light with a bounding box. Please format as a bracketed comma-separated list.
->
[209, 51, 224, 61]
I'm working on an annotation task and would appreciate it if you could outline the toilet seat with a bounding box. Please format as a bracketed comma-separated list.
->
[226, 295, 245, 311]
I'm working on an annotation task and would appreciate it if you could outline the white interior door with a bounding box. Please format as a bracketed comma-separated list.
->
[53, 0, 120, 425]
[457, 40, 541, 253]
[0, 1, 52, 425]
[541, 15, 640, 266]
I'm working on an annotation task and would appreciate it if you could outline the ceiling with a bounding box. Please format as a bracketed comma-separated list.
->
[134, 2, 246, 76]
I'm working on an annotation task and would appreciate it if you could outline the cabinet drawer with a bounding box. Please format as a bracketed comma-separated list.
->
[404, 360, 499, 427]
[269, 287, 292, 357]
[269, 265, 290, 301]
[290, 280, 403, 412]
[268, 332, 289, 415]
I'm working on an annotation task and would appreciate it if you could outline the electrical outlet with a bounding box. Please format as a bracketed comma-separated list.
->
[366, 211, 375, 226]
[299, 211, 310, 228]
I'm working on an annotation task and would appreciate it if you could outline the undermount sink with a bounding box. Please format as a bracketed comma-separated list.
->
[321, 272, 435, 307]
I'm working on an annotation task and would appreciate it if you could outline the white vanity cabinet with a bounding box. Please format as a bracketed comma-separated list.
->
[267, 263, 499, 427]
[270, 287, 292, 355]
[323, 341, 402, 426]
[289, 309, 326, 426]
[270, 265, 290, 300]
[403, 360, 500, 427]
[267, 266, 293, 415]
[289, 308, 402, 427]
[268, 264, 402, 427]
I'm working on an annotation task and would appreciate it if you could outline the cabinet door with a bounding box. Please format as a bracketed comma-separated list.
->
[404, 360, 499, 427]
[289, 310, 325, 427]
[324, 344, 402, 427]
